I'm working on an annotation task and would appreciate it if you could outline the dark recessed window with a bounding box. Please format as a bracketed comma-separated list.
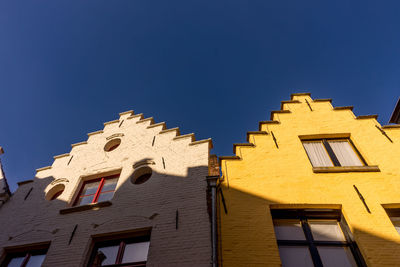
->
[131, 167, 152, 185]
[104, 139, 121, 152]
[75, 175, 119, 206]
[271, 209, 365, 267]
[302, 139, 365, 167]
[89, 236, 150, 267]
[45, 184, 65, 201]
[50, 190, 64, 200]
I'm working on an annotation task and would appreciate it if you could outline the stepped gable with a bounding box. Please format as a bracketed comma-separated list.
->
[220, 92, 399, 167]
[3, 114, 214, 265]
[36, 110, 213, 175]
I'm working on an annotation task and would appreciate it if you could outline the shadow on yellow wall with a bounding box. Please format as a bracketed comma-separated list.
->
[217, 185, 400, 267]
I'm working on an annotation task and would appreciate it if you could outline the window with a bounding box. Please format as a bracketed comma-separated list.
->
[131, 167, 152, 185]
[302, 139, 365, 167]
[384, 208, 400, 234]
[45, 184, 65, 201]
[89, 236, 150, 267]
[75, 175, 119, 206]
[104, 139, 121, 152]
[272, 209, 365, 267]
[1, 247, 47, 267]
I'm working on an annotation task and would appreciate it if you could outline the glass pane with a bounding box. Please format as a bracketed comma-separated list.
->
[303, 141, 334, 167]
[97, 245, 119, 266]
[77, 195, 94, 206]
[273, 220, 306, 240]
[328, 141, 363, 167]
[309, 220, 345, 241]
[97, 191, 115, 202]
[101, 178, 118, 192]
[390, 217, 400, 234]
[121, 241, 150, 263]
[318, 246, 357, 267]
[26, 254, 46, 267]
[7, 256, 25, 267]
[278, 246, 313, 267]
[81, 181, 100, 196]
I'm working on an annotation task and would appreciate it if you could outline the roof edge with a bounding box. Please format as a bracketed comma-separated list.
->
[389, 97, 400, 124]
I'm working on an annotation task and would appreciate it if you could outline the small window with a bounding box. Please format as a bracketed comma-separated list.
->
[45, 184, 65, 201]
[384, 208, 400, 234]
[131, 167, 152, 185]
[271, 209, 365, 267]
[89, 236, 150, 267]
[2, 247, 48, 267]
[75, 175, 119, 206]
[104, 139, 121, 152]
[302, 139, 365, 167]
[50, 190, 63, 200]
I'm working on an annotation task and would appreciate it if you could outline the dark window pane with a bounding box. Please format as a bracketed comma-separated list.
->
[274, 220, 306, 240]
[81, 181, 100, 196]
[101, 178, 118, 193]
[96, 192, 115, 202]
[7, 256, 25, 267]
[26, 254, 46, 267]
[97, 245, 119, 266]
[121, 241, 150, 263]
[77, 195, 94, 206]
[278, 246, 314, 267]
[318, 246, 357, 267]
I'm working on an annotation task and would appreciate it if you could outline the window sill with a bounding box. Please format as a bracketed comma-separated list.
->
[60, 201, 112, 214]
[313, 165, 380, 173]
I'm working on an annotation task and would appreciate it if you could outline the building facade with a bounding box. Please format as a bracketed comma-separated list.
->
[0, 111, 214, 266]
[0, 147, 11, 207]
[219, 93, 400, 266]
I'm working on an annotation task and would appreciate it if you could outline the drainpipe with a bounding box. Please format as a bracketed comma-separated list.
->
[207, 175, 220, 267]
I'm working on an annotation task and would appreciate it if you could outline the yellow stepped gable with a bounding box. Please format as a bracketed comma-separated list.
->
[219, 93, 400, 267]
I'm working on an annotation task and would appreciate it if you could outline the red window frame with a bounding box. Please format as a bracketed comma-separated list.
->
[74, 174, 119, 206]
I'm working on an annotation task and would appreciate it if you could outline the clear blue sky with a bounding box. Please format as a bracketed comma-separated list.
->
[0, 0, 399, 191]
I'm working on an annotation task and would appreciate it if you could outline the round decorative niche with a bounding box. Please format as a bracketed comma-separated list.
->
[104, 138, 121, 152]
[45, 184, 65, 201]
[130, 166, 153, 185]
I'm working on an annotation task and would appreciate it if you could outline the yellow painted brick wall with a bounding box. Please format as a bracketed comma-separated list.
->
[219, 94, 400, 266]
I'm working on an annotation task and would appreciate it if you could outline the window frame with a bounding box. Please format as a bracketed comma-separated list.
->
[88, 236, 150, 267]
[1, 244, 49, 267]
[384, 208, 400, 234]
[301, 138, 367, 167]
[74, 174, 119, 206]
[271, 209, 366, 267]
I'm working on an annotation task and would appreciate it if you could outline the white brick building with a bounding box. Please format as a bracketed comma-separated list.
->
[0, 111, 213, 267]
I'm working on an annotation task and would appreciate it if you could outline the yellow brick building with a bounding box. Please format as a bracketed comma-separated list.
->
[218, 93, 400, 267]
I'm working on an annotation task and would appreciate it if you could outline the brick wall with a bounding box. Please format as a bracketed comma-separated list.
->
[0, 150, 11, 207]
[0, 111, 213, 267]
